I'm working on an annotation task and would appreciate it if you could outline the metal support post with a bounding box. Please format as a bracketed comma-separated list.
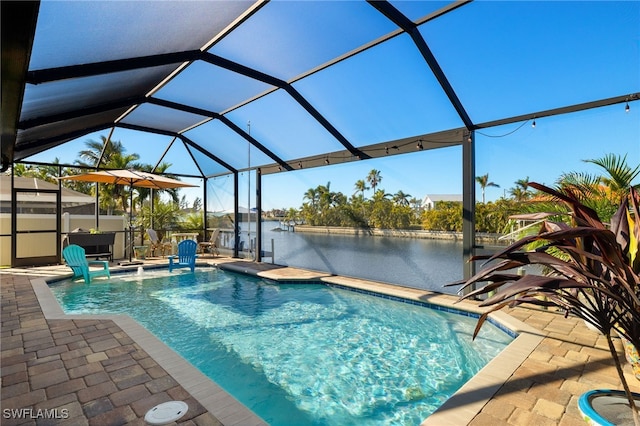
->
[462, 130, 476, 293]
[256, 168, 262, 262]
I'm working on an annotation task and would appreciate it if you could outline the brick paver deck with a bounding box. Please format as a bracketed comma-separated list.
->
[1, 271, 223, 426]
[469, 305, 640, 426]
[2, 259, 639, 425]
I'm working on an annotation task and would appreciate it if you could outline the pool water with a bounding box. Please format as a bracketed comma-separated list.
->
[50, 269, 513, 425]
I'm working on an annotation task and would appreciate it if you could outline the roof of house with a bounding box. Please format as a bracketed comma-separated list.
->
[0, 175, 95, 205]
[423, 194, 462, 203]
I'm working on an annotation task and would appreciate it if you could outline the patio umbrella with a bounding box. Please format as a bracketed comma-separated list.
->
[58, 169, 197, 190]
[59, 169, 198, 262]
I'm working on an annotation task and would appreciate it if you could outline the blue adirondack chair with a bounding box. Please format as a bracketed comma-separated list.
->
[62, 244, 111, 284]
[168, 239, 198, 272]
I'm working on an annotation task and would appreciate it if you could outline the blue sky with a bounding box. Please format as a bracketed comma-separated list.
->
[260, 103, 639, 210]
[26, 1, 640, 211]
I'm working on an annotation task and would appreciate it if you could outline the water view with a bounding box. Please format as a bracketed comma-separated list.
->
[258, 222, 464, 295]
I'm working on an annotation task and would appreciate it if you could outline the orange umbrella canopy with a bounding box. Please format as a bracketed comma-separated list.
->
[59, 169, 198, 263]
[58, 169, 198, 189]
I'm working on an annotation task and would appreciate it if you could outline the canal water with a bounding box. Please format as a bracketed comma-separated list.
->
[258, 222, 464, 295]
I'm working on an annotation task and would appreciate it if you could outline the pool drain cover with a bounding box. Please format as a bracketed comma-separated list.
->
[144, 401, 188, 425]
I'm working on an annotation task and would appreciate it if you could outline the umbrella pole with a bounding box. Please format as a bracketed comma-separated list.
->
[129, 185, 133, 262]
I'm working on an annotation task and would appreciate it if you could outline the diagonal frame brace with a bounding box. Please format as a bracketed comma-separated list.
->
[202, 53, 367, 159]
[367, 0, 474, 130]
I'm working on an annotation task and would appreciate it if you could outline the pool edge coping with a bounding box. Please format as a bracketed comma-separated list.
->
[32, 266, 544, 426]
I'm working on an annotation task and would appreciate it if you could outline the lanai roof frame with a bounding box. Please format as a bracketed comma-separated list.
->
[2, 0, 639, 271]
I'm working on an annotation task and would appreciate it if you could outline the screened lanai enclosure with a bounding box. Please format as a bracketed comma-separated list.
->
[2, 1, 639, 283]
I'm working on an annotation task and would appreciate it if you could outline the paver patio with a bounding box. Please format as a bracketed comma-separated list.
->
[1, 271, 223, 426]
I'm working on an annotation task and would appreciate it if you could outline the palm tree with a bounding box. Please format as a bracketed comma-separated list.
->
[284, 207, 300, 225]
[508, 186, 528, 202]
[584, 153, 640, 201]
[303, 187, 319, 212]
[191, 197, 202, 211]
[354, 179, 369, 199]
[76, 136, 125, 168]
[137, 161, 179, 208]
[371, 189, 391, 202]
[107, 152, 143, 216]
[476, 173, 500, 204]
[514, 177, 530, 191]
[352, 179, 369, 221]
[556, 170, 611, 215]
[366, 169, 382, 193]
[181, 211, 203, 234]
[318, 182, 330, 206]
[509, 177, 531, 201]
[76, 137, 141, 214]
[317, 182, 340, 220]
[555, 153, 640, 221]
[393, 190, 411, 206]
[139, 199, 181, 240]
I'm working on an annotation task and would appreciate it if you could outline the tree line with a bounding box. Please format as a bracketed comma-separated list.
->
[287, 153, 639, 233]
[287, 169, 418, 230]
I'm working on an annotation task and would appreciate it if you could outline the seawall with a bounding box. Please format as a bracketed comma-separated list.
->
[292, 225, 506, 245]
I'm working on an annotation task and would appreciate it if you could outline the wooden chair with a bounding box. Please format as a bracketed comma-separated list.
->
[168, 239, 198, 272]
[198, 228, 220, 256]
[146, 229, 172, 257]
[62, 244, 111, 284]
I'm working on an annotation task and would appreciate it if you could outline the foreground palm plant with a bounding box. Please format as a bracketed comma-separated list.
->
[450, 182, 640, 425]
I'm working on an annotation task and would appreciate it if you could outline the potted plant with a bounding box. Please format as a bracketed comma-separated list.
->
[450, 182, 640, 425]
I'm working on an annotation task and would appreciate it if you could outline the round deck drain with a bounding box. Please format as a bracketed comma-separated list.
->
[144, 401, 188, 425]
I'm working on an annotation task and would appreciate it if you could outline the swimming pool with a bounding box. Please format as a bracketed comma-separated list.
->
[50, 269, 514, 425]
